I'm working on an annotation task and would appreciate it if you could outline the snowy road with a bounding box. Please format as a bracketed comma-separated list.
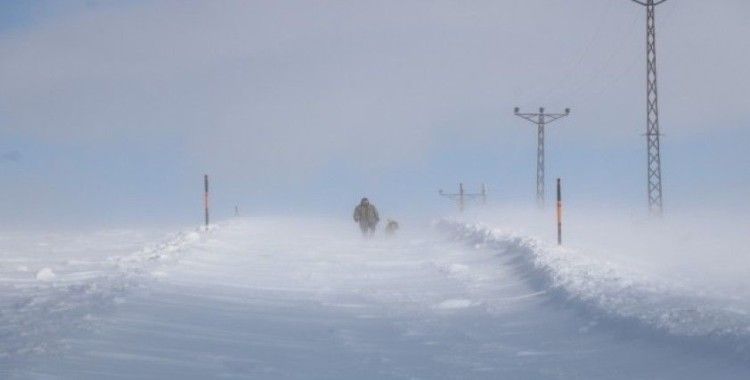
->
[2, 218, 750, 379]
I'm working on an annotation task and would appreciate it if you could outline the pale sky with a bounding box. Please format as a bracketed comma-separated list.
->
[0, 0, 748, 228]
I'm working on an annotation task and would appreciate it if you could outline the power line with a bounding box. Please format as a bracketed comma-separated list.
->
[535, 1, 618, 106]
[539, 10, 642, 108]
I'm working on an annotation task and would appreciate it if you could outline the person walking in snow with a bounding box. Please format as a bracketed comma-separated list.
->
[353, 197, 380, 236]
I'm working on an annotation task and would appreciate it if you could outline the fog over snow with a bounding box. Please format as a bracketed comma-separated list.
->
[3, 218, 750, 378]
[0, 0, 749, 225]
[0, 1, 749, 379]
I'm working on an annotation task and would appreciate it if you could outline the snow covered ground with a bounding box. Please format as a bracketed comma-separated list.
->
[1, 217, 749, 379]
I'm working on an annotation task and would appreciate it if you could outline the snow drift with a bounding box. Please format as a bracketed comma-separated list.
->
[437, 219, 750, 358]
[3, 217, 750, 379]
[0, 228, 203, 359]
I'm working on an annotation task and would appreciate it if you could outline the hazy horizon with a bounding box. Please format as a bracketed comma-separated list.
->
[1, 0, 748, 228]
[2, 3, 750, 377]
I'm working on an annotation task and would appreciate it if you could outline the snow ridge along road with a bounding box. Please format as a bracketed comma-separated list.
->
[437, 220, 750, 358]
[2, 217, 750, 379]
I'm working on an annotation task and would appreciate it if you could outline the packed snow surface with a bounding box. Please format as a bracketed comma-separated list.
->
[1, 217, 749, 379]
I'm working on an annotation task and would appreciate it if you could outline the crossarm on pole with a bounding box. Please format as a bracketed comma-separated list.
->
[629, 0, 668, 6]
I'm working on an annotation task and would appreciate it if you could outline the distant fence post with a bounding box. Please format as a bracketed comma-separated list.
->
[556, 178, 562, 245]
[459, 183, 465, 213]
[204, 174, 210, 228]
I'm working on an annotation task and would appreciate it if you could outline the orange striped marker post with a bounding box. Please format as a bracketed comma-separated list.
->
[556, 178, 562, 245]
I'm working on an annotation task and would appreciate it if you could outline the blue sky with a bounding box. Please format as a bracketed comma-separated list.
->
[0, 0, 748, 228]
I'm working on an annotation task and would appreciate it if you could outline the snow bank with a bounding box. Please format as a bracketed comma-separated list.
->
[0, 226, 206, 359]
[4, 217, 750, 378]
[437, 219, 750, 357]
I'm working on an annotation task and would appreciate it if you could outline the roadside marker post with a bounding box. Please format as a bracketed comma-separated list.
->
[204, 174, 210, 229]
[556, 178, 562, 245]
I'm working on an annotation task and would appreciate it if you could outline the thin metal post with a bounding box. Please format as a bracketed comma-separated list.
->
[556, 178, 562, 246]
[204, 174, 209, 228]
[459, 183, 465, 213]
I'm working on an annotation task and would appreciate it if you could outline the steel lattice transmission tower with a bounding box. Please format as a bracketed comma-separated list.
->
[631, 0, 667, 215]
[514, 107, 570, 208]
